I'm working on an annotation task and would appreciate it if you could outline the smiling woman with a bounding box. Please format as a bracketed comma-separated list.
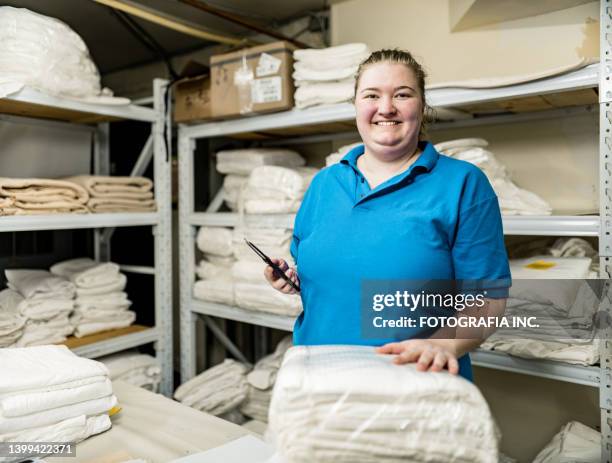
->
[264, 49, 511, 381]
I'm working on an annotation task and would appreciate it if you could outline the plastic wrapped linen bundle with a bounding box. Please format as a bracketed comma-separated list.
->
[216, 149, 305, 176]
[0, 7, 121, 101]
[293, 43, 370, 109]
[222, 175, 249, 211]
[434, 138, 552, 215]
[267, 345, 499, 463]
[243, 166, 318, 214]
[533, 421, 600, 463]
[193, 227, 236, 305]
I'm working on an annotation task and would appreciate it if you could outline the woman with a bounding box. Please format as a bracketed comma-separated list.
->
[264, 49, 510, 380]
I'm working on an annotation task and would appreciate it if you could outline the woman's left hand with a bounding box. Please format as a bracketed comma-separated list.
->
[375, 339, 459, 375]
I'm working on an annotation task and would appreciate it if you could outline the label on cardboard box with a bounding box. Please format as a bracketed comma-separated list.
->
[252, 77, 282, 103]
[256, 53, 282, 77]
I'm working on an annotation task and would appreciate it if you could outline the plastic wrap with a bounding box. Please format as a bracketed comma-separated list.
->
[216, 149, 305, 176]
[267, 345, 499, 463]
[0, 7, 107, 99]
[196, 226, 234, 257]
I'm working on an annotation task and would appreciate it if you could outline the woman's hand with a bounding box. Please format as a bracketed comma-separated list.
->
[376, 339, 459, 375]
[263, 258, 300, 295]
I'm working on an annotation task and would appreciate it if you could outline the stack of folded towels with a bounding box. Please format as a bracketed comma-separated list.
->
[216, 148, 305, 212]
[0, 178, 89, 215]
[99, 351, 161, 393]
[4, 269, 75, 346]
[174, 359, 249, 417]
[293, 43, 370, 109]
[0, 345, 115, 455]
[268, 345, 499, 462]
[51, 258, 134, 337]
[533, 421, 600, 463]
[0, 290, 26, 347]
[232, 227, 302, 316]
[240, 336, 292, 422]
[65, 176, 156, 213]
[242, 166, 318, 214]
[482, 238, 600, 365]
[194, 226, 236, 305]
[434, 138, 552, 215]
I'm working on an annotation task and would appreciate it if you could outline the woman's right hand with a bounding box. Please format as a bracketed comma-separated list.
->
[264, 258, 300, 294]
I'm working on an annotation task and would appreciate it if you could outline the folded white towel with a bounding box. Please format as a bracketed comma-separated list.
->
[293, 43, 370, 70]
[71, 310, 136, 337]
[15, 314, 74, 347]
[245, 167, 318, 201]
[294, 79, 355, 109]
[76, 291, 131, 311]
[50, 257, 123, 289]
[231, 259, 267, 284]
[235, 282, 301, 315]
[196, 260, 233, 281]
[196, 227, 234, 257]
[216, 149, 305, 176]
[0, 394, 116, 434]
[5, 269, 75, 299]
[0, 177, 89, 204]
[0, 289, 26, 338]
[64, 175, 153, 200]
[293, 64, 359, 83]
[193, 279, 235, 305]
[75, 273, 127, 296]
[0, 377, 112, 418]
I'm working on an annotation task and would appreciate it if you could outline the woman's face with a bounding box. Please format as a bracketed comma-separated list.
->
[355, 62, 423, 159]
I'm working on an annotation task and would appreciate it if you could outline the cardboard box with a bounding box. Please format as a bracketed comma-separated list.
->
[174, 75, 211, 123]
[210, 41, 296, 119]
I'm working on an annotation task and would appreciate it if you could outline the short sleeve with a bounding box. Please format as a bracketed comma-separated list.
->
[451, 189, 511, 299]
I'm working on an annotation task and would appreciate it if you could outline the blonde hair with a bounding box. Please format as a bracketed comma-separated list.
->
[354, 49, 431, 140]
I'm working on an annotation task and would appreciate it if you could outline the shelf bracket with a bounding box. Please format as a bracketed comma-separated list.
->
[201, 315, 251, 366]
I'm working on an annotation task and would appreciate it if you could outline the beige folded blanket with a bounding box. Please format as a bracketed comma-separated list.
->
[88, 197, 156, 213]
[0, 178, 89, 203]
[66, 176, 154, 200]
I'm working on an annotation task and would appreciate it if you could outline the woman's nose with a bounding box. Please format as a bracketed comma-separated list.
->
[377, 96, 396, 115]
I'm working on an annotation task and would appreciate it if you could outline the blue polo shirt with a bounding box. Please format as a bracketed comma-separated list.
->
[290, 142, 511, 380]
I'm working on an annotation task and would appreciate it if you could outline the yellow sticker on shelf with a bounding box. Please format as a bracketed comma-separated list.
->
[524, 260, 556, 270]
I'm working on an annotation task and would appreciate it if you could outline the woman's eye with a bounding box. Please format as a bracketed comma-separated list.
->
[395, 93, 411, 99]
[363, 94, 378, 99]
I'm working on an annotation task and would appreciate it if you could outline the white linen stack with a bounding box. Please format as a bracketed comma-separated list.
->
[0, 290, 26, 347]
[194, 227, 236, 305]
[4, 269, 75, 346]
[50, 258, 134, 337]
[65, 176, 156, 213]
[293, 43, 370, 109]
[216, 148, 305, 211]
[268, 345, 499, 463]
[0, 7, 106, 99]
[481, 253, 600, 365]
[243, 166, 318, 214]
[533, 421, 600, 463]
[98, 352, 161, 393]
[174, 359, 249, 416]
[240, 336, 292, 422]
[0, 345, 115, 457]
[434, 138, 552, 215]
[0, 177, 89, 216]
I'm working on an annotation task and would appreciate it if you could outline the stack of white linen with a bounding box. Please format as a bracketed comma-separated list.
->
[50, 258, 134, 337]
[434, 138, 552, 215]
[232, 228, 302, 316]
[533, 421, 600, 463]
[481, 254, 600, 365]
[0, 7, 110, 100]
[0, 177, 89, 215]
[293, 43, 370, 109]
[216, 148, 305, 211]
[193, 227, 236, 305]
[240, 336, 292, 422]
[4, 269, 75, 346]
[0, 289, 26, 347]
[0, 345, 115, 455]
[268, 345, 499, 463]
[174, 359, 249, 416]
[243, 166, 318, 214]
[99, 352, 161, 393]
[65, 176, 156, 213]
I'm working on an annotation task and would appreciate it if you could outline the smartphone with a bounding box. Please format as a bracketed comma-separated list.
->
[244, 239, 301, 292]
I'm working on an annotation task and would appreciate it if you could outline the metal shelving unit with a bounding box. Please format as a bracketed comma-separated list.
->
[179, 5, 611, 457]
[0, 79, 173, 396]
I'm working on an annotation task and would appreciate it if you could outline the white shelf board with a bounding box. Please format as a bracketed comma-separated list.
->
[2, 86, 157, 122]
[189, 212, 295, 228]
[72, 327, 160, 359]
[191, 212, 598, 236]
[471, 349, 600, 387]
[191, 299, 296, 331]
[180, 64, 598, 139]
[502, 215, 599, 236]
[0, 212, 160, 232]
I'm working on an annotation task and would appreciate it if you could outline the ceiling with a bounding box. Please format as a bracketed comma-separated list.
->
[2, 0, 327, 74]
